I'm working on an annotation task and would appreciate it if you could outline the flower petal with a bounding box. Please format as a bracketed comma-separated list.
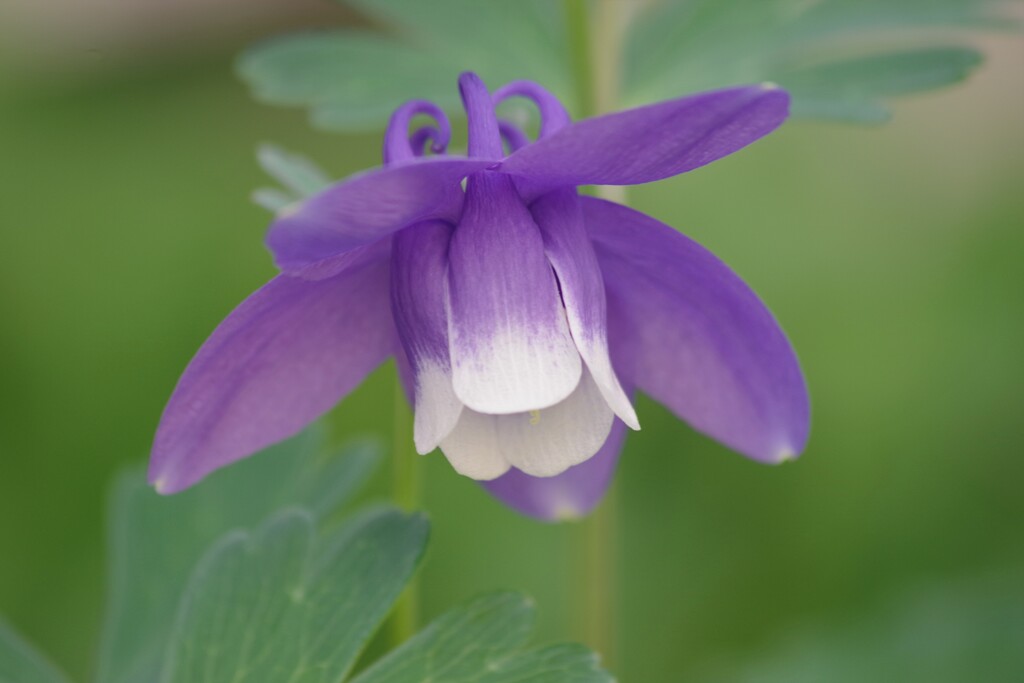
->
[149, 256, 394, 493]
[531, 189, 639, 430]
[482, 420, 628, 521]
[436, 410, 511, 480]
[390, 221, 463, 453]
[584, 197, 809, 462]
[496, 85, 788, 192]
[447, 174, 582, 414]
[440, 368, 613, 481]
[495, 367, 613, 477]
[267, 156, 494, 278]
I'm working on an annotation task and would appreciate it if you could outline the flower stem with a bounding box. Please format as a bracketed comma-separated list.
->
[577, 481, 620, 667]
[565, 0, 596, 121]
[392, 378, 418, 512]
[565, 0, 635, 671]
[390, 374, 419, 644]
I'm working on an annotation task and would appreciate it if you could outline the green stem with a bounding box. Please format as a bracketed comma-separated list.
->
[578, 480, 620, 667]
[390, 375, 419, 644]
[392, 379, 418, 512]
[565, 0, 634, 671]
[565, 0, 596, 120]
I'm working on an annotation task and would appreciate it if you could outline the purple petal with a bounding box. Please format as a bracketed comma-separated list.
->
[531, 189, 638, 429]
[149, 256, 394, 493]
[496, 85, 789, 193]
[584, 197, 809, 463]
[267, 156, 494, 278]
[390, 221, 463, 453]
[483, 419, 629, 521]
[279, 236, 391, 282]
[447, 174, 582, 414]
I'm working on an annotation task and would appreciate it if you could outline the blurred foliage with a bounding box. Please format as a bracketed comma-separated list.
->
[624, 0, 1018, 118]
[238, 0, 1017, 128]
[238, 0, 569, 129]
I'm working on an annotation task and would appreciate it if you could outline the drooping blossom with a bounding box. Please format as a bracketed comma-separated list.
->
[149, 72, 809, 520]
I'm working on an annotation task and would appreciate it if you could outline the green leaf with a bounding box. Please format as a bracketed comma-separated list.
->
[252, 186, 295, 213]
[252, 144, 334, 213]
[351, 592, 614, 683]
[257, 144, 333, 198]
[95, 430, 380, 683]
[624, 0, 1015, 122]
[239, 31, 452, 130]
[161, 506, 429, 683]
[779, 47, 985, 123]
[237, 1, 571, 131]
[342, 0, 570, 97]
[0, 619, 71, 683]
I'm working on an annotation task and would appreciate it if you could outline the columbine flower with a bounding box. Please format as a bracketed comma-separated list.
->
[149, 72, 809, 520]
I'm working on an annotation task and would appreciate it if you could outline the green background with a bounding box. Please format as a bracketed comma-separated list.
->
[1, 9, 1022, 683]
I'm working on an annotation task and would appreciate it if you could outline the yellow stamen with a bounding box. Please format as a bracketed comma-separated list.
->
[529, 410, 541, 425]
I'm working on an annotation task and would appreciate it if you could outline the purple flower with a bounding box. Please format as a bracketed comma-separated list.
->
[149, 72, 809, 520]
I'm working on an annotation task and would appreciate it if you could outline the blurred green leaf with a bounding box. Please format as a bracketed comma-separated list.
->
[252, 187, 295, 213]
[238, 0, 1013, 130]
[161, 507, 429, 683]
[252, 144, 334, 211]
[624, 0, 1016, 121]
[95, 430, 380, 683]
[257, 144, 333, 198]
[0, 619, 71, 683]
[696, 571, 1024, 683]
[238, 31, 450, 130]
[351, 592, 613, 683]
[237, 1, 571, 130]
[781, 47, 985, 122]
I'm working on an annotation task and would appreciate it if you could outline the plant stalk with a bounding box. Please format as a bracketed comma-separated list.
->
[390, 374, 419, 644]
[565, 0, 636, 670]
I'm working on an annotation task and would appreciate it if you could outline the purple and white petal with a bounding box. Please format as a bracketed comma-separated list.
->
[267, 156, 494, 278]
[496, 85, 788, 194]
[149, 256, 394, 493]
[531, 189, 639, 430]
[390, 221, 463, 453]
[447, 173, 582, 414]
[584, 197, 809, 463]
[483, 419, 628, 521]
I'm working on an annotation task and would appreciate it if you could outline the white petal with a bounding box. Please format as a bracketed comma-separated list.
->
[574, 333, 639, 430]
[438, 410, 511, 480]
[412, 360, 464, 454]
[497, 368, 613, 477]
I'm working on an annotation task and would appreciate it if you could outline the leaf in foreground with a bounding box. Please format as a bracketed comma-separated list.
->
[162, 507, 428, 683]
[351, 592, 614, 683]
[96, 430, 379, 683]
